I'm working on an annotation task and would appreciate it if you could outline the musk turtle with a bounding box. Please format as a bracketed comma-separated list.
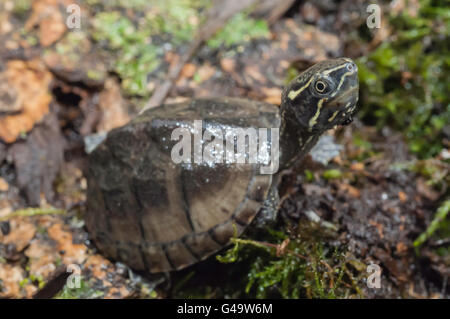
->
[85, 58, 359, 273]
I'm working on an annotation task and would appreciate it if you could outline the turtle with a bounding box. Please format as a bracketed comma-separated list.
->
[85, 57, 359, 274]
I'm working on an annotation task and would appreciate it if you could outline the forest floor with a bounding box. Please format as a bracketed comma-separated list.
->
[0, 0, 448, 298]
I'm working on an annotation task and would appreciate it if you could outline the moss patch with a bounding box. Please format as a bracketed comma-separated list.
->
[357, 0, 449, 158]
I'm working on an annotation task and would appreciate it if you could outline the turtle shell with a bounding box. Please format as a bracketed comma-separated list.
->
[85, 98, 280, 273]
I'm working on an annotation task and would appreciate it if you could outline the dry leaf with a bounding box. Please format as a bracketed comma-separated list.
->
[25, 0, 71, 47]
[261, 87, 282, 105]
[181, 63, 197, 79]
[2, 218, 37, 253]
[0, 264, 26, 298]
[84, 254, 114, 280]
[220, 58, 236, 73]
[0, 178, 8, 192]
[196, 63, 216, 82]
[398, 191, 407, 203]
[369, 220, 384, 239]
[396, 242, 408, 255]
[350, 162, 365, 171]
[97, 78, 130, 132]
[8, 112, 64, 205]
[338, 182, 361, 198]
[48, 223, 87, 265]
[24, 238, 58, 279]
[0, 60, 52, 143]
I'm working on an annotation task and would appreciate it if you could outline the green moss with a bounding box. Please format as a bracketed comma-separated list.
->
[391, 158, 448, 190]
[349, 133, 377, 162]
[55, 278, 103, 299]
[29, 274, 46, 289]
[54, 257, 63, 268]
[19, 270, 46, 290]
[36, 225, 47, 235]
[214, 225, 365, 298]
[304, 169, 315, 182]
[90, 1, 270, 97]
[18, 278, 28, 288]
[410, 159, 449, 188]
[170, 213, 367, 298]
[285, 66, 300, 84]
[322, 169, 342, 180]
[92, 11, 160, 96]
[89, 1, 211, 96]
[146, 0, 210, 44]
[48, 32, 86, 64]
[54, 32, 84, 56]
[357, 0, 450, 158]
[414, 200, 450, 252]
[207, 12, 269, 49]
[86, 69, 104, 81]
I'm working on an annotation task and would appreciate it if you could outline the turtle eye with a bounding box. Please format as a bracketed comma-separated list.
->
[314, 80, 327, 93]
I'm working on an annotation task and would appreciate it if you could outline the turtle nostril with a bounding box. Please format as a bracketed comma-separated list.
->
[342, 117, 353, 125]
[346, 62, 357, 72]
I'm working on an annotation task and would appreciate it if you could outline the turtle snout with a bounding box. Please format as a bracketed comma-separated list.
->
[342, 116, 353, 126]
[345, 60, 358, 73]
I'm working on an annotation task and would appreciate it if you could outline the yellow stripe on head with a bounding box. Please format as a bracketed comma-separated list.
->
[308, 98, 326, 129]
[288, 77, 314, 100]
[328, 110, 339, 122]
[322, 63, 347, 76]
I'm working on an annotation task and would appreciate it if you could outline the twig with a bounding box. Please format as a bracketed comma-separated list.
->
[0, 207, 66, 221]
[32, 266, 70, 299]
[414, 200, 450, 251]
[141, 0, 260, 113]
[230, 237, 308, 260]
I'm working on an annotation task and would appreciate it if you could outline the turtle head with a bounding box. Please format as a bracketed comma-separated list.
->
[281, 58, 359, 133]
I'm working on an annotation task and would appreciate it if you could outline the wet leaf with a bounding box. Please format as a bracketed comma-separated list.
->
[0, 60, 52, 144]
